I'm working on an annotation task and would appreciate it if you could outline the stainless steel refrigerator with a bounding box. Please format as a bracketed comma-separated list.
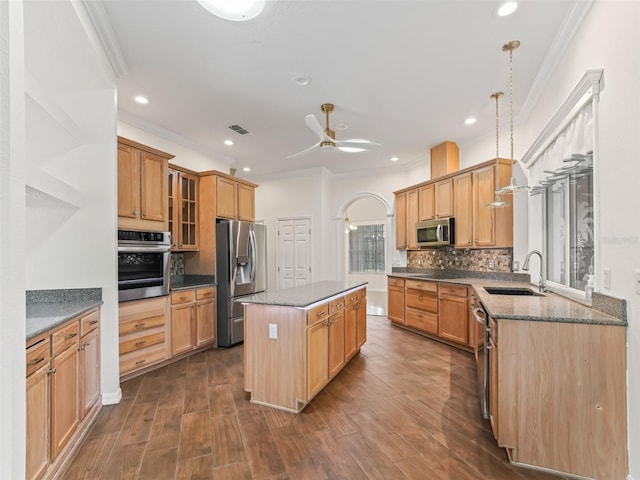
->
[216, 220, 267, 346]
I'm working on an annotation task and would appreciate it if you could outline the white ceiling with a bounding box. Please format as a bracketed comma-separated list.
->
[101, 0, 582, 178]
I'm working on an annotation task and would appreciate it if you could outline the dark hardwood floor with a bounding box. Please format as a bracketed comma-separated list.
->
[63, 316, 563, 480]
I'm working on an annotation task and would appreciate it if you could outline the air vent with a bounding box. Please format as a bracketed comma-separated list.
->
[228, 124, 252, 135]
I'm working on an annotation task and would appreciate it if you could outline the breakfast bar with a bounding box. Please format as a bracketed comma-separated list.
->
[240, 280, 367, 413]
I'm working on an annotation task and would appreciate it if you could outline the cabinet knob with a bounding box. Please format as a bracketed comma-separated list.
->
[142, 212, 147, 218]
[28, 357, 45, 366]
[132, 210, 137, 215]
[47, 368, 56, 375]
[134, 322, 146, 328]
[66, 333, 77, 339]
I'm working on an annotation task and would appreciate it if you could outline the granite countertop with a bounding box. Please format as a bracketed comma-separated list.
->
[27, 288, 103, 341]
[389, 271, 626, 327]
[239, 280, 368, 308]
[170, 274, 216, 291]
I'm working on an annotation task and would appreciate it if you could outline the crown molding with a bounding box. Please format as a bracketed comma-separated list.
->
[518, 0, 595, 123]
[79, 0, 129, 77]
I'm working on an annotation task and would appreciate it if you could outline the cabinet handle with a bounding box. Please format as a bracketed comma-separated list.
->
[317, 311, 326, 316]
[47, 368, 56, 375]
[132, 210, 137, 215]
[28, 357, 45, 366]
[142, 212, 147, 218]
[89, 320, 98, 325]
[135, 359, 146, 365]
[135, 341, 146, 346]
[335, 303, 343, 308]
[135, 322, 146, 328]
[66, 333, 77, 339]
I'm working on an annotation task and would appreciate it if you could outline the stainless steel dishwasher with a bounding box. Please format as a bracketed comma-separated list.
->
[471, 294, 489, 420]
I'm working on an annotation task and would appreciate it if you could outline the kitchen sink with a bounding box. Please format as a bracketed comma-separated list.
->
[483, 286, 544, 296]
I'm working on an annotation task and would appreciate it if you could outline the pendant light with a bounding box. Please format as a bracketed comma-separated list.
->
[486, 92, 511, 208]
[495, 40, 530, 195]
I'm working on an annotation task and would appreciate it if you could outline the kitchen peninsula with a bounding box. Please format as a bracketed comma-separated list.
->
[241, 281, 367, 413]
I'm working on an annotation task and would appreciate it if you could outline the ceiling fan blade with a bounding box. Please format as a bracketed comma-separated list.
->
[336, 139, 382, 150]
[304, 114, 325, 139]
[286, 140, 321, 159]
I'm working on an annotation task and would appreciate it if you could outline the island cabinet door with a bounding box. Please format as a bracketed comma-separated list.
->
[344, 303, 358, 360]
[356, 293, 367, 348]
[307, 319, 329, 399]
[328, 311, 345, 378]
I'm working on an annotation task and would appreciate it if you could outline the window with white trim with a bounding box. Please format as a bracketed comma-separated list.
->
[348, 223, 385, 274]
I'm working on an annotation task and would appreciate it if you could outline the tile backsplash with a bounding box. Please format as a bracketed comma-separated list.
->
[407, 247, 512, 272]
[171, 253, 185, 276]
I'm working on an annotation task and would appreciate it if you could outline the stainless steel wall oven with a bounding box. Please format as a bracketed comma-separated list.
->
[117, 230, 171, 302]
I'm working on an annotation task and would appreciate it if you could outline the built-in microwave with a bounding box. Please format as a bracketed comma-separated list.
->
[416, 217, 455, 247]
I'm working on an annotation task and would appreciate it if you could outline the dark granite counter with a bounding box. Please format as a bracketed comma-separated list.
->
[26, 288, 103, 340]
[239, 280, 368, 308]
[170, 274, 216, 291]
[389, 271, 626, 327]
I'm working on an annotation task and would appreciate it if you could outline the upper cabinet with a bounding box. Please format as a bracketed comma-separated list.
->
[472, 159, 513, 248]
[434, 178, 454, 218]
[430, 141, 459, 178]
[214, 173, 257, 222]
[395, 188, 418, 250]
[169, 166, 199, 251]
[117, 137, 174, 232]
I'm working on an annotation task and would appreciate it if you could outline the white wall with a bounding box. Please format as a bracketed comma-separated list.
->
[462, 2, 640, 475]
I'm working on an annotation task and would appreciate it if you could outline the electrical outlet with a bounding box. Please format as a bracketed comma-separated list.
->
[635, 270, 640, 295]
[603, 268, 611, 289]
[512, 260, 520, 271]
[268, 323, 277, 339]
[489, 260, 495, 270]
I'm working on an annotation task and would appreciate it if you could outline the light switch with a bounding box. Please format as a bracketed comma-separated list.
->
[635, 270, 640, 295]
[268, 323, 278, 339]
[603, 268, 611, 289]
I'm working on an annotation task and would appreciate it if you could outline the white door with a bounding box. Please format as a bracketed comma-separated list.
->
[277, 218, 311, 289]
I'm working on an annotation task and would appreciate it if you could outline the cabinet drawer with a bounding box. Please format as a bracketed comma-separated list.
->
[26, 339, 50, 378]
[329, 296, 345, 314]
[80, 309, 100, 336]
[120, 331, 165, 355]
[406, 308, 438, 334]
[345, 291, 359, 305]
[120, 314, 165, 336]
[357, 288, 366, 300]
[307, 303, 329, 325]
[172, 290, 196, 305]
[52, 321, 80, 355]
[388, 277, 405, 288]
[405, 280, 438, 292]
[196, 287, 216, 300]
[119, 345, 166, 375]
[406, 289, 438, 313]
[439, 283, 467, 298]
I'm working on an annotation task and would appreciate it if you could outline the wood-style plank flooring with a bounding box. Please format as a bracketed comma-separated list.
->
[63, 316, 563, 479]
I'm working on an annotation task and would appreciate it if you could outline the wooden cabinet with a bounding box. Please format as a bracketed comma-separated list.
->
[488, 318, 627, 480]
[169, 166, 199, 251]
[119, 296, 169, 378]
[472, 160, 513, 248]
[26, 339, 50, 480]
[117, 136, 174, 231]
[356, 288, 367, 348]
[26, 307, 101, 480]
[394, 192, 407, 250]
[438, 284, 468, 345]
[171, 287, 216, 356]
[405, 279, 438, 335]
[79, 309, 100, 419]
[328, 297, 346, 378]
[307, 312, 329, 399]
[418, 184, 435, 221]
[435, 178, 453, 218]
[344, 288, 366, 360]
[387, 277, 405, 325]
[215, 174, 257, 222]
[406, 189, 419, 249]
[453, 172, 473, 247]
[430, 141, 459, 178]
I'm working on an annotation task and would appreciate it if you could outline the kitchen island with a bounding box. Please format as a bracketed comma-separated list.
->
[240, 280, 367, 413]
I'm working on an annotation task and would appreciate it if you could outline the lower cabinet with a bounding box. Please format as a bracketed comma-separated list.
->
[388, 277, 472, 351]
[26, 307, 101, 480]
[171, 287, 217, 355]
[306, 315, 329, 399]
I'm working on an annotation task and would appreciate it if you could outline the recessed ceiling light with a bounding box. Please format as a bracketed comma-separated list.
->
[293, 75, 311, 86]
[224, 139, 234, 146]
[243, 166, 251, 172]
[464, 117, 477, 125]
[390, 156, 399, 162]
[134, 95, 150, 105]
[498, 2, 518, 17]
[196, 0, 265, 21]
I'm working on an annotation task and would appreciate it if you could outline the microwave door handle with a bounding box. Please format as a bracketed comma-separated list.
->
[436, 224, 442, 243]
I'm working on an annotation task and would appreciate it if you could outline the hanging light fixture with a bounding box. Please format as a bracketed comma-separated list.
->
[495, 40, 530, 195]
[344, 216, 357, 234]
[486, 91, 511, 208]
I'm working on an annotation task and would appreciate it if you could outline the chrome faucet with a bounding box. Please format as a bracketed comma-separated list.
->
[523, 250, 546, 292]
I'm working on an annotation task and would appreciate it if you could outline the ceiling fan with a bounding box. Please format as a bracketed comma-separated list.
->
[287, 103, 380, 158]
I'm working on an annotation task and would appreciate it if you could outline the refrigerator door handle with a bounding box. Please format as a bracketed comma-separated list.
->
[249, 228, 257, 284]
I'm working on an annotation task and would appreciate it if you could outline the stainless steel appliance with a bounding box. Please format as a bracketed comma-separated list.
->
[216, 220, 267, 346]
[416, 217, 455, 246]
[117, 230, 171, 302]
[471, 297, 489, 419]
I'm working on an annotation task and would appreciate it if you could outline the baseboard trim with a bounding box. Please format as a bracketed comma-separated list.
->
[101, 388, 122, 405]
